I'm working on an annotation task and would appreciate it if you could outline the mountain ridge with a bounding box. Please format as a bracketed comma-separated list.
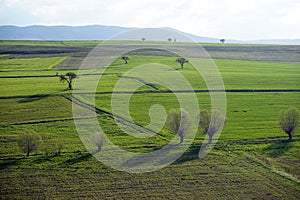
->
[0, 25, 299, 45]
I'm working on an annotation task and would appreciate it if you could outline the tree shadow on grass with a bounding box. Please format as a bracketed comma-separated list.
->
[17, 90, 66, 103]
[174, 144, 200, 164]
[63, 152, 93, 166]
[263, 140, 294, 158]
[32, 154, 58, 164]
[118, 143, 199, 170]
[0, 157, 23, 170]
[18, 94, 52, 103]
[118, 144, 177, 170]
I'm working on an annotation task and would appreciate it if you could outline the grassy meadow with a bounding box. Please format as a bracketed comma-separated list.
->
[0, 41, 299, 199]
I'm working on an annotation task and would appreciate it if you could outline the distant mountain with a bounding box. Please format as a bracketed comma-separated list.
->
[0, 25, 299, 45]
[0, 25, 133, 40]
[0, 25, 222, 42]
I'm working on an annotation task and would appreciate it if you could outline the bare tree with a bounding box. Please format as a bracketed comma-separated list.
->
[279, 107, 299, 141]
[176, 58, 188, 69]
[53, 141, 64, 156]
[199, 109, 225, 143]
[18, 131, 41, 156]
[166, 108, 190, 144]
[59, 72, 77, 90]
[121, 56, 129, 64]
[93, 133, 104, 152]
[220, 39, 225, 44]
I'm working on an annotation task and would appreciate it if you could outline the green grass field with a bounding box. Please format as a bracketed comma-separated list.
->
[0, 57, 67, 71]
[0, 41, 299, 199]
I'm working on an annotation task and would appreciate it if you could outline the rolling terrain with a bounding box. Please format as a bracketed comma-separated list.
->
[0, 41, 299, 199]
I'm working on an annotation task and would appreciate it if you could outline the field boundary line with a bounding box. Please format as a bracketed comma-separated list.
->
[63, 95, 168, 140]
[117, 74, 160, 91]
[0, 72, 114, 79]
[5, 116, 94, 125]
[1, 89, 300, 99]
[66, 89, 300, 95]
[227, 137, 300, 144]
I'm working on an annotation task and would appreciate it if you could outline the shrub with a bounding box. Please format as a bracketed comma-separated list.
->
[18, 131, 41, 156]
[198, 109, 225, 143]
[166, 108, 190, 144]
[279, 107, 299, 141]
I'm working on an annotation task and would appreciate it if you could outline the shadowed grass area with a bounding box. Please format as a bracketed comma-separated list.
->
[0, 145, 299, 199]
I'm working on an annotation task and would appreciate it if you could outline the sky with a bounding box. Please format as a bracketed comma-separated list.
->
[0, 0, 299, 40]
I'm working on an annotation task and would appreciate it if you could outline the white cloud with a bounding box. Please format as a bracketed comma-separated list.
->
[0, 0, 299, 40]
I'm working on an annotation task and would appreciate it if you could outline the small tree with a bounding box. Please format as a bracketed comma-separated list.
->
[199, 109, 225, 144]
[166, 108, 190, 144]
[43, 140, 64, 156]
[142, 37, 146, 41]
[220, 39, 225, 44]
[176, 58, 188, 69]
[279, 107, 299, 141]
[18, 131, 41, 156]
[168, 38, 172, 42]
[52, 141, 64, 156]
[93, 133, 104, 152]
[59, 72, 77, 90]
[121, 56, 129, 64]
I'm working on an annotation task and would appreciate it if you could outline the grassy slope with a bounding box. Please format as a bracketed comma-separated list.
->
[0, 43, 299, 199]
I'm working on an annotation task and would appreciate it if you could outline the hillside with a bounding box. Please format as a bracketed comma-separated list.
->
[0, 25, 132, 40]
[1, 25, 299, 45]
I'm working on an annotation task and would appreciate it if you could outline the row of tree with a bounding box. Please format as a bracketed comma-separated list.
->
[17, 131, 102, 157]
[141, 38, 177, 42]
[140, 38, 226, 43]
[18, 107, 298, 156]
[18, 132, 63, 156]
[166, 109, 225, 144]
[166, 107, 299, 144]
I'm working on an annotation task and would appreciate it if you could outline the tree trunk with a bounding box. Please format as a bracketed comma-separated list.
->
[181, 63, 183, 69]
[125, 60, 128, 64]
[98, 145, 102, 152]
[208, 135, 213, 144]
[288, 133, 293, 141]
[179, 135, 184, 144]
[68, 82, 72, 90]
[26, 146, 30, 156]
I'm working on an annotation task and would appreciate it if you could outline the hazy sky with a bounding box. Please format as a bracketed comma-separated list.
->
[1, 0, 299, 40]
